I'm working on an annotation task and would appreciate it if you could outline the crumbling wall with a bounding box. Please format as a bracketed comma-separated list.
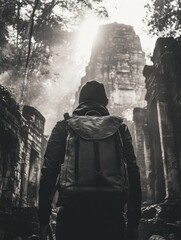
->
[143, 38, 181, 203]
[139, 38, 181, 240]
[0, 85, 46, 239]
[133, 108, 148, 202]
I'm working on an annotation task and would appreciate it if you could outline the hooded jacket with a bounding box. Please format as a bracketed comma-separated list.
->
[38, 102, 142, 229]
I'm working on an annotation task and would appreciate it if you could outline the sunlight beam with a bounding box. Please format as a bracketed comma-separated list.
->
[76, 17, 100, 60]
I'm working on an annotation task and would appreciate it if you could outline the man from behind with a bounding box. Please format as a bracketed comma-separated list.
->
[38, 80, 142, 240]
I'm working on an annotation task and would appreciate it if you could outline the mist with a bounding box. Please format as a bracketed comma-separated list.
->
[0, 0, 156, 135]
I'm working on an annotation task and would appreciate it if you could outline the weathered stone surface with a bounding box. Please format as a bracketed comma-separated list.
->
[142, 205, 157, 219]
[0, 85, 47, 239]
[0, 207, 40, 239]
[140, 37, 181, 240]
[139, 218, 169, 240]
[143, 37, 181, 204]
[74, 23, 146, 119]
[12, 207, 39, 238]
[140, 203, 181, 240]
[133, 108, 147, 202]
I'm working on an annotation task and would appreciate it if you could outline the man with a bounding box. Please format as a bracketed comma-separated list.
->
[38, 80, 142, 240]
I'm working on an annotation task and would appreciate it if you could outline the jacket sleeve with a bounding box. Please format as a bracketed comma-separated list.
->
[119, 123, 142, 229]
[38, 120, 67, 226]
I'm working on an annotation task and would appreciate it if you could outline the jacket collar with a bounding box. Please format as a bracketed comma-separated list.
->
[72, 101, 109, 117]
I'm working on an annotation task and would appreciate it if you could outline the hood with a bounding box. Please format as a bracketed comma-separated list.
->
[73, 101, 109, 117]
[68, 115, 123, 140]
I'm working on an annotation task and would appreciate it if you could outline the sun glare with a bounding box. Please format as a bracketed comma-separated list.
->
[76, 17, 100, 60]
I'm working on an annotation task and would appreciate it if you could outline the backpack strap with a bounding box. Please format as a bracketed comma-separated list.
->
[63, 113, 71, 134]
[75, 136, 80, 181]
[64, 112, 70, 120]
[118, 128, 124, 148]
[114, 128, 125, 166]
[93, 140, 102, 185]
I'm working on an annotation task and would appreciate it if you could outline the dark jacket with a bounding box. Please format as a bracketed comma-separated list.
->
[38, 102, 142, 229]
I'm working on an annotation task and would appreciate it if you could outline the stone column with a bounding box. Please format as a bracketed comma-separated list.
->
[133, 108, 147, 201]
[19, 147, 31, 206]
[156, 85, 181, 201]
[143, 123, 154, 204]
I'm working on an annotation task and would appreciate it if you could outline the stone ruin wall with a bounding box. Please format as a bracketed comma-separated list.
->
[0, 85, 46, 239]
[135, 38, 181, 240]
[136, 38, 181, 204]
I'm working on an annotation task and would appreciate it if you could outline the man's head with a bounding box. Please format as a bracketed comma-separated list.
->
[79, 80, 108, 107]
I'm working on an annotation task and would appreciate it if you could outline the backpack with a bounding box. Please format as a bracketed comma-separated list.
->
[58, 115, 129, 205]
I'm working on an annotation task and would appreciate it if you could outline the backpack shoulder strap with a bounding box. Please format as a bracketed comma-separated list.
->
[118, 128, 124, 148]
[64, 112, 70, 121]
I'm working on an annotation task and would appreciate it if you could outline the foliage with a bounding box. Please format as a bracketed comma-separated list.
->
[0, 0, 108, 46]
[0, 0, 108, 104]
[144, 0, 181, 37]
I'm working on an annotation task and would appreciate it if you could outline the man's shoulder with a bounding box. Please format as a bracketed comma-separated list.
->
[52, 119, 67, 135]
[56, 119, 66, 126]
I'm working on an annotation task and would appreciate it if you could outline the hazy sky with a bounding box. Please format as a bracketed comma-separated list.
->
[103, 0, 156, 55]
[76, 0, 156, 63]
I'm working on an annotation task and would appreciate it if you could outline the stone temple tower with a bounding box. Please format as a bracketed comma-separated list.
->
[75, 23, 146, 119]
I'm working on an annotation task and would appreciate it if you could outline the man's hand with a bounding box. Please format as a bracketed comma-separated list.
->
[127, 227, 139, 240]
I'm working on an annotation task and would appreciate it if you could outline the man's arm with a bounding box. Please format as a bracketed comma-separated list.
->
[120, 123, 142, 238]
[38, 120, 67, 227]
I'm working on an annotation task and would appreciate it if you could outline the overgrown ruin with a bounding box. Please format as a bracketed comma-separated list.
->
[0, 24, 181, 240]
[138, 38, 181, 240]
[0, 85, 47, 239]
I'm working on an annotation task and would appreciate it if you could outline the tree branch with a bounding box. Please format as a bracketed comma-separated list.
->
[20, 0, 40, 108]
